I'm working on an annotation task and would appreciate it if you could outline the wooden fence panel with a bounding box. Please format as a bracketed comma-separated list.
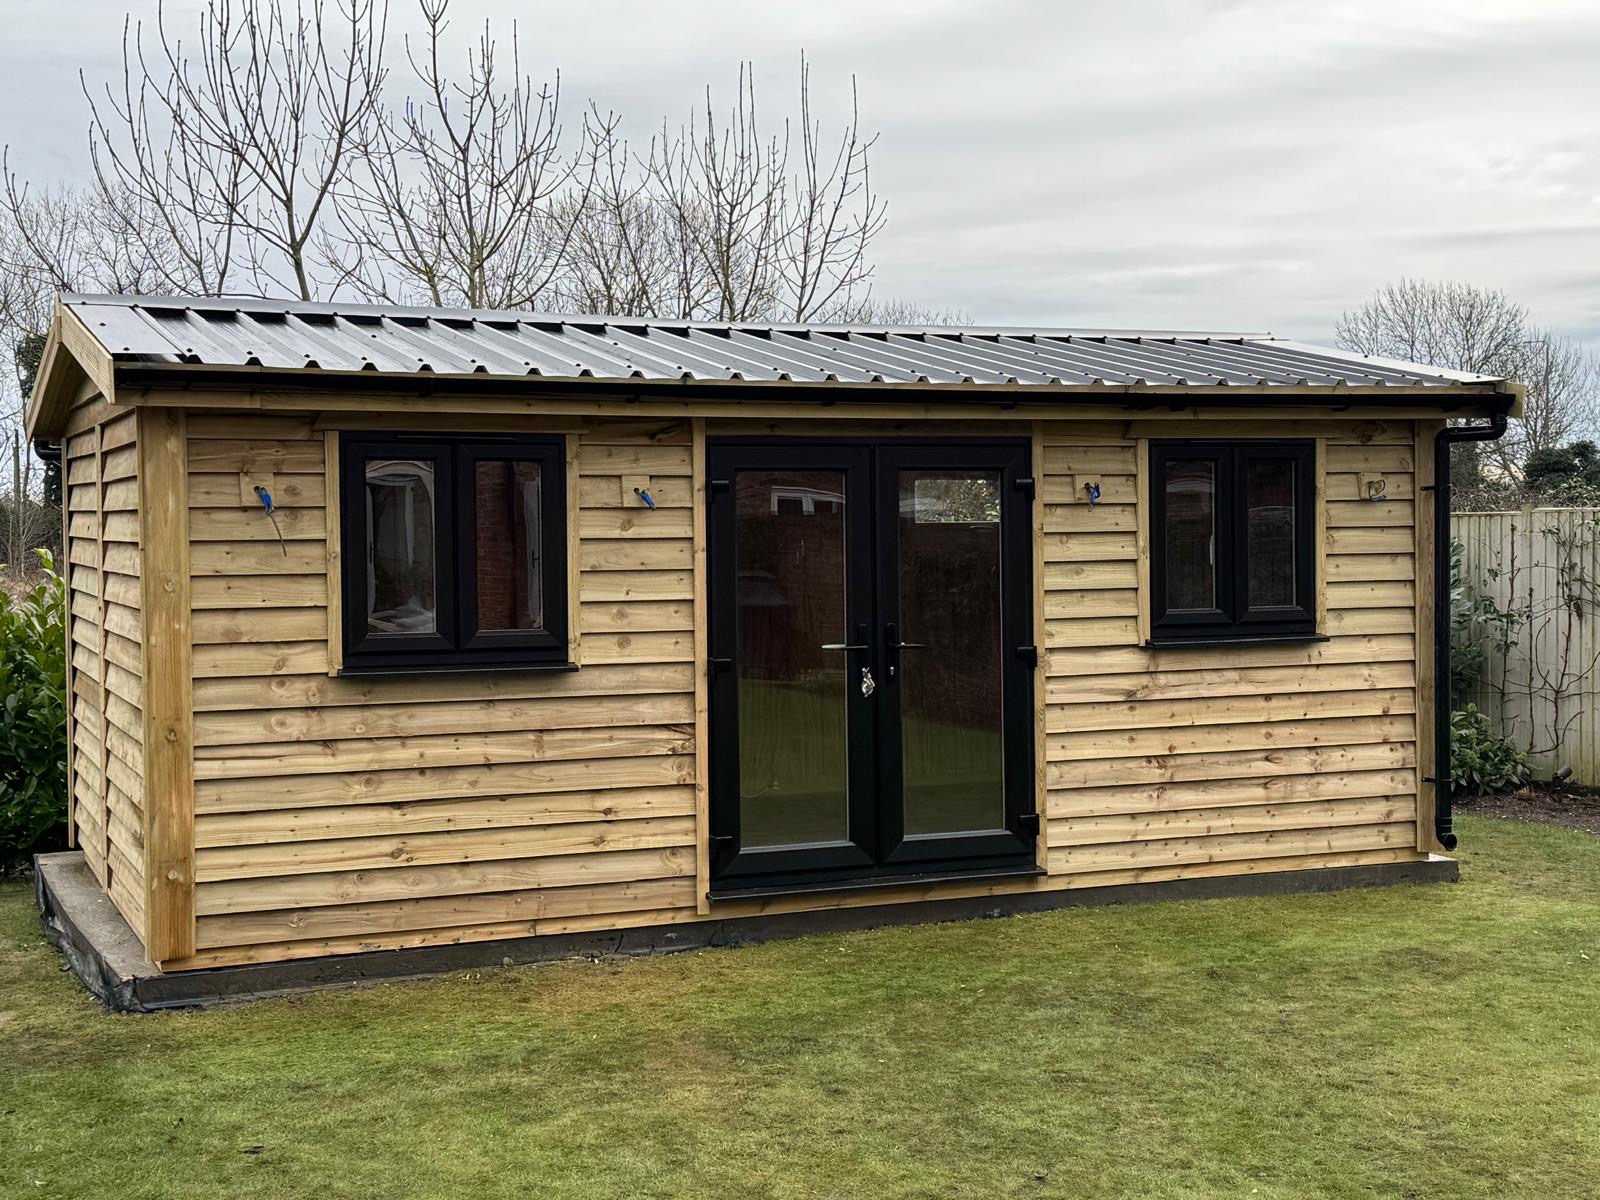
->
[1455, 508, 1600, 781]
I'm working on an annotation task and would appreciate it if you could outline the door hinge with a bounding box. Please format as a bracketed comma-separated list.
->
[1014, 476, 1036, 499]
[708, 656, 733, 676]
[1018, 812, 1041, 836]
[709, 834, 734, 848]
[1015, 644, 1038, 669]
[708, 478, 731, 501]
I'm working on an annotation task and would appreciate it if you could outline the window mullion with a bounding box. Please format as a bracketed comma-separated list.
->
[443, 445, 466, 652]
[1221, 446, 1242, 624]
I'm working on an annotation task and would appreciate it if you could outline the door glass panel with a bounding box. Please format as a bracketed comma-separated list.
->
[735, 470, 850, 847]
[1247, 458, 1296, 607]
[1164, 460, 1216, 611]
[365, 458, 437, 635]
[474, 459, 544, 631]
[897, 470, 1005, 835]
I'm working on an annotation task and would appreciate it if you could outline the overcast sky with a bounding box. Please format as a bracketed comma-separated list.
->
[3, 0, 1597, 352]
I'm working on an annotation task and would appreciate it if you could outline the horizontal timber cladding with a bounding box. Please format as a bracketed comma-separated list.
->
[63, 394, 149, 942]
[142, 406, 1437, 971]
[178, 412, 701, 965]
[1039, 418, 1425, 877]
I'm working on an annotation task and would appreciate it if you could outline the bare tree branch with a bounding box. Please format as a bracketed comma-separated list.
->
[1336, 277, 1600, 497]
[82, 0, 386, 300]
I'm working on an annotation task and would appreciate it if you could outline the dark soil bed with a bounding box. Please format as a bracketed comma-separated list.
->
[1457, 781, 1600, 835]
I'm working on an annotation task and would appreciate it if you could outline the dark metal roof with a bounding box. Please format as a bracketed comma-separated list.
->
[64, 293, 1505, 392]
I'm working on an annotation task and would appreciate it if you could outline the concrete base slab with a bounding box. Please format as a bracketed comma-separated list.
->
[36, 849, 1460, 1012]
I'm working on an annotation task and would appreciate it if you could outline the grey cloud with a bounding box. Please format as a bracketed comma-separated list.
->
[0, 0, 1595, 358]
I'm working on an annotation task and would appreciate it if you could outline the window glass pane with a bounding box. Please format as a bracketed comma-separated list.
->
[1247, 458, 1297, 607]
[1164, 460, 1215, 610]
[365, 458, 437, 635]
[898, 470, 1005, 836]
[475, 460, 544, 632]
[735, 469, 850, 848]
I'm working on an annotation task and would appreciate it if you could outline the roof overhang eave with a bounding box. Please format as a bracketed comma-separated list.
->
[107, 358, 1513, 409]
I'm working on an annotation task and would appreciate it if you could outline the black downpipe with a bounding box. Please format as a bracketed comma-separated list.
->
[1432, 409, 1510, 851]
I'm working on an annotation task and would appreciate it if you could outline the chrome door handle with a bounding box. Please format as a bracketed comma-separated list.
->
[860, 666, 876, 697]
[823, 623, 873, 655]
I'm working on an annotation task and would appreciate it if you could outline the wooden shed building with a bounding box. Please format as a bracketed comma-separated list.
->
[25, 293, 1516, 993]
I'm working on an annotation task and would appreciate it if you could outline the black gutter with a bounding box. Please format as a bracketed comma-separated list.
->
[1431, 409, 1510, 850]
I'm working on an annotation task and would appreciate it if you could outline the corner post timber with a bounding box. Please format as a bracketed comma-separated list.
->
[1414, 418, 1443, 853]
[138, 407, 196, 962]
[691, 416, 713, 914]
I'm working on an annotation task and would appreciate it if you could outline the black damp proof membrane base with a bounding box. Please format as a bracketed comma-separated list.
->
[33, 849, 1460, 1013]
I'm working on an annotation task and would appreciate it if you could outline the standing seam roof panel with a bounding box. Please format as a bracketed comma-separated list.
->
[1005, 337, 1232, 386]
[940, 335, 1117, 385]
[1029, 337, 1236, 386]
[1126, 339, 1309, 386]
[54, 294, 1511, 395]
[1200, 338, 1424, 384]
[802, 333, 971, 383]
[876, 334, 1034, 384]
[679, 329, 816, 381]
[720, 330, 858, 381]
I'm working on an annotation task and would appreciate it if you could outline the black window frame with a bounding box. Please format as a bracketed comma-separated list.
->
[339, 432, 571, 675]
[1148, 439, 1318, 645]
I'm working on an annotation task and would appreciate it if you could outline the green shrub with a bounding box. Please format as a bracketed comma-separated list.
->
[1450, 704, 1531, 796]
[1, 549, 68, 869]
[1449, 538, 1519, 708]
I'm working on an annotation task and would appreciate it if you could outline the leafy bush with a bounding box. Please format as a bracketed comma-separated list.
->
[1450, 704, 1531, 796]
[1, 550, 68, 870]
[1449, 538, 1519, 708]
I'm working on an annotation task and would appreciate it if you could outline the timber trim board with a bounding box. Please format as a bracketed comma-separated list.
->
[137, 408, 196, 962]
[565, 432, 582, 667]
[324, 431, 343, 677]
[25, 300, 117, 440]
[690, 417, 712, 913]
[1415, 419, 1443, 852]
[35, 848, 1458, 1011]
[108, 360, 1512, 402]
[1031, 422, 1050, 873]
[105, 365, 1516, 423]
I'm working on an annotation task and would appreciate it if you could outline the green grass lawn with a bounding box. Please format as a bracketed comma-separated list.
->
[2, 815, 1597, 1199]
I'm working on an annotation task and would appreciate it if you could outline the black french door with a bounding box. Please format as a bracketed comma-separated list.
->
[706, 439, 1038, 896]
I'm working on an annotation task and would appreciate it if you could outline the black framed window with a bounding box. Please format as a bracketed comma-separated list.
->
[1149, 439, 1317, 644]
[339, 433, 570, 673]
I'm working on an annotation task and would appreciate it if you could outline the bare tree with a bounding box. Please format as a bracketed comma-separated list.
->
[1335, 278, 1530, 376]
[1336, 278, 1600, 493]
[554, 114, 682, 317]
[813, 295, 972, 326]
[328, 0, 586, 308]
[779, 57, 885, 321]
[83, 0, 387, 300]
[13, 1, 901, 327]
[630, 57, 886, 322]
[1502, 331, 1600, 481]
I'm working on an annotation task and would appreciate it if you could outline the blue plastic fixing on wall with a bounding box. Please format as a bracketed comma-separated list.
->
[634, 487, 656, 510]
[1084, 481, 1101, 510]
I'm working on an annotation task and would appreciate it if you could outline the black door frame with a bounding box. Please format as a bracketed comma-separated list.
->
[706, 436, 1037, 895]
[872, 441, 1037, 870]
[706, 443, 879, 885]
